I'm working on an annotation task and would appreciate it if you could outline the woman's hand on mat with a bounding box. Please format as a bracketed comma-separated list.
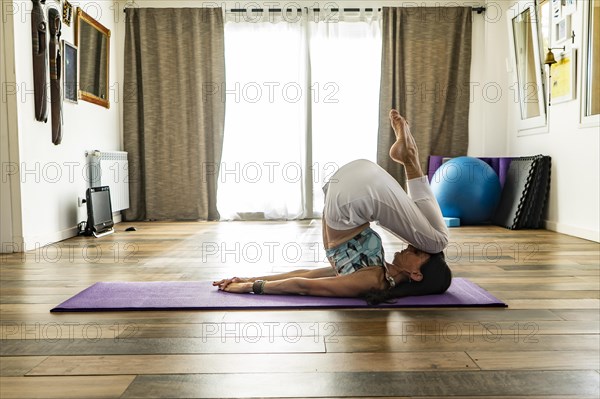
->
[213, 277, 255, 293]
[213, 277, 251, 291]
[222, 282, 253, 293]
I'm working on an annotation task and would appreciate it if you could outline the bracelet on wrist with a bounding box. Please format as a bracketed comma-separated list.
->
[252, 280, 266, 294]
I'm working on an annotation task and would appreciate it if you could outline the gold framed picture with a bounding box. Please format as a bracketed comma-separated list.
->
[551, 48, 577, 104]
[63, 0, 73, 26]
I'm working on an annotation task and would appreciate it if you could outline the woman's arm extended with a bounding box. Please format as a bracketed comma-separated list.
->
[212, 267, 336, 290]
[216, 268, 385, 297]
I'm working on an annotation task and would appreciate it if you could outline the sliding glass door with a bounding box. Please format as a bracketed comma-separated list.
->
[218, 11, 382, 220]
[309, 14, 382, 215]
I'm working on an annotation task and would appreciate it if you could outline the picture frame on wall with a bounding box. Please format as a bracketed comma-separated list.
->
[551, 0, 562, 22]
[62, 0, 73, 26]
[554, 14, 571, 43]
[551, 48, 577, 104]
[62, 40, 78, 103]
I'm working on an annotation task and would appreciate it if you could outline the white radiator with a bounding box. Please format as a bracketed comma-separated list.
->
[87, 150, 130, 212]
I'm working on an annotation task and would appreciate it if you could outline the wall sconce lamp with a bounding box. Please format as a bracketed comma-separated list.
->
[544, 46, 565, 106]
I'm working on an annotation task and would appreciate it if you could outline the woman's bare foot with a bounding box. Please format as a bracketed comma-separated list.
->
[388, 109, 424, 179]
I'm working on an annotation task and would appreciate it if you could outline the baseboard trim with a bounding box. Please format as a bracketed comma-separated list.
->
[22, 226, 79, 252]
[21, 213, 124, 252]
[545, 220, 600, 243]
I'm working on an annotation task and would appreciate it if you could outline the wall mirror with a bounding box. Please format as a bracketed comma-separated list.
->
[509, 4, 546, 132]
[581, 0, 600, 124]
[75, 8, 110, 108]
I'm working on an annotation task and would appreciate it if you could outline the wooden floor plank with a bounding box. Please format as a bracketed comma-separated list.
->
[468, 350, 600, 370]
[491, 290, 600, 300]
[217, 308, 564, 323]
[0, 308, 568, 326]
[27, 352, 478, 376]
[0, 376, 135, 399]
[552, 308, 600, 321]
[477, 320, 599, 335]
[0, 323, 143, 340]
[476, 283, 600, 291]
[0, 357, 47, 377]
[325, 334, 600, 353]
[120, 371, 600, 398]
[498, 299, 600, 309]
[0, 336, 324, 356]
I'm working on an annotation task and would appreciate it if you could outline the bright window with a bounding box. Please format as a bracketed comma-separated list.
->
[217, 12, 382, 220]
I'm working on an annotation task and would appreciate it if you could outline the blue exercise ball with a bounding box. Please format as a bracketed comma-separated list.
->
[430, 156, 502, 225]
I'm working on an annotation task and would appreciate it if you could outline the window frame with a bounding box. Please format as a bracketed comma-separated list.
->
[507, 2, 549, 135]
[579, 0, 600, 127]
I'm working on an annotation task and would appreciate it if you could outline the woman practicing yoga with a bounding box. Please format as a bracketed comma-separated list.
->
[213, 109, 451, 304]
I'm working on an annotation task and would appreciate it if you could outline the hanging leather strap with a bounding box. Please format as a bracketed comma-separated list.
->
[31, 0, 48, 122]
[48, 7, 62, 145]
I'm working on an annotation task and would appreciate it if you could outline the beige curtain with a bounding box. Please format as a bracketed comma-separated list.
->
[377, 7, 472, 186]
[123, 8, 225, 221]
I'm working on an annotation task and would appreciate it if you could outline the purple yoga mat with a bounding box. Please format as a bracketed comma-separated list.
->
[51, 278, 506, 312]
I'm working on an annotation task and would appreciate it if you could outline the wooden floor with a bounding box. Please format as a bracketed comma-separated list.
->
[1, 220, 599, 398]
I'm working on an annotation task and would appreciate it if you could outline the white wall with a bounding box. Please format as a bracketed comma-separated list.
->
[502, 0, 599, 242]
[6, 1, 123, 251]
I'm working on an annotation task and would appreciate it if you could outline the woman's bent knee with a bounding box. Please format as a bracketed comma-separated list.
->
[415, 229, 449, 254]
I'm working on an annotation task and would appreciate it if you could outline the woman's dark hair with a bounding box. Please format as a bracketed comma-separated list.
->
[363, 252, 452, 305]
